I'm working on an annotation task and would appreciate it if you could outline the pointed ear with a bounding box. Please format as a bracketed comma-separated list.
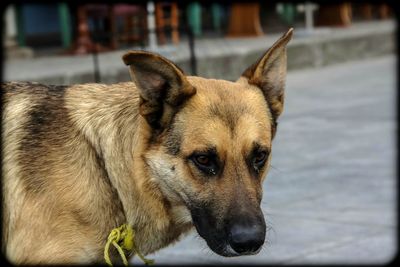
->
[240, 28, 293, 125]
[123, 51, 196, 129]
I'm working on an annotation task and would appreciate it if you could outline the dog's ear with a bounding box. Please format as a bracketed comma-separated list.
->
[240, 28, 293, 123]
[123, 51, 196, 129]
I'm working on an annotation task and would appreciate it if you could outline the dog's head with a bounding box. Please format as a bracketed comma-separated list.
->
[123, 29, 293, 257]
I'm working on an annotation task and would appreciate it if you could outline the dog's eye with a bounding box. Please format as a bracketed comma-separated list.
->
[191, 154, 218, 176]
[195, 155, 211, 166]
[253, 151, 267, 167]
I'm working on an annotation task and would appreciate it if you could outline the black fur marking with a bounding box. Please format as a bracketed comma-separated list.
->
[22, 85, 67, 148]
[17, 84, 70, 193]
[164, 128, 182, 156]
[264, 103, 277, 139]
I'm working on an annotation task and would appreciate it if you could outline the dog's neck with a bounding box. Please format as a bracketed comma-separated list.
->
[66, 82, 192, 254]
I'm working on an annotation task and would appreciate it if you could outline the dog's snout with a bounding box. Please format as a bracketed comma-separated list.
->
[228, 222, 265, 254]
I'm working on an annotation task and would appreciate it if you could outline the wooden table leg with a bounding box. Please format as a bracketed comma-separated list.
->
[316, 2, 352, 27]
[379, 4, 390, 19]
[226, 2, 263, 37]
[360, 4, 372, 20]
[155, 3, 166, 45]
[171, 2, 179, 44]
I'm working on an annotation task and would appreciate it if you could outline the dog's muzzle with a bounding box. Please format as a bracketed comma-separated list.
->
[190, 204, 266, 257]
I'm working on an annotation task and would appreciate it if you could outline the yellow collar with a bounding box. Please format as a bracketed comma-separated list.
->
[104, 224, 154, 266]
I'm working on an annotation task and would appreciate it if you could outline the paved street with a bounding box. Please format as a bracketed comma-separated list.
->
[132, 55, 397, 265]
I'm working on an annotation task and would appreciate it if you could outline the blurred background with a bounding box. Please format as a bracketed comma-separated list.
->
[2, 0, 397, 265]
[2, 1, 396, 83]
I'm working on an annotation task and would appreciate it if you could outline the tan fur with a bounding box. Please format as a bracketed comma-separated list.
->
[2, 29, 293, 264]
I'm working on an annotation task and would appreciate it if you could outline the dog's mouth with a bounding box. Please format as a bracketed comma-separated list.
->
[205, 239, 263, 257]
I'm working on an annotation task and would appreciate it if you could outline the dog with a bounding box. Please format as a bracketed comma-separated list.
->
[1, 28, 293, 264]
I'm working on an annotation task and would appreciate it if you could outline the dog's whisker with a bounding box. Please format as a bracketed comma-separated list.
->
[270, 164, 285, 173]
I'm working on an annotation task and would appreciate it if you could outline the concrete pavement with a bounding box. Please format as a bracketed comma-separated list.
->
[3, 20, 395, 84]
[131, 55, 397, 265]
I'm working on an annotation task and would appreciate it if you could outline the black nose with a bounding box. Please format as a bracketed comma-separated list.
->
[228, 223, 265, 254]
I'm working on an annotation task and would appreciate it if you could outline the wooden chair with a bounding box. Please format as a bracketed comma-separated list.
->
[67, 4, 110, 55]
[67, 4, 147, 55]
[155, 2, 179, 45]
[110, 4, 147, 49]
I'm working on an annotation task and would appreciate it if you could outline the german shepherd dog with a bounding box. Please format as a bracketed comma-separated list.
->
[2, 29, 293, 264]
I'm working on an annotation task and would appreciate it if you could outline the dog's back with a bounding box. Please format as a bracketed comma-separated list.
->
[2, 82, 129, 263]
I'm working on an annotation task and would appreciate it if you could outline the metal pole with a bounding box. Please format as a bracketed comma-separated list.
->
[91, 17, 101, 83]
[187, 26, 197, 76]
[147, 1, 157, 50]
[5, 5, 17, 39]
[92, 48, 100, 83]
[305, 1, 314, 33]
